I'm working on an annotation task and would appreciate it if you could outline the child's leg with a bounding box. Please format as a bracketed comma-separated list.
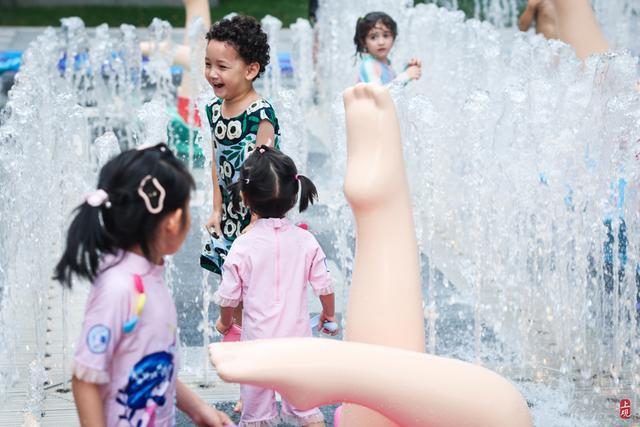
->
[234, 305, 244, 413]
[551, 0, 608, 59]
[209, 338, 532, 427]
[239, 383, 279, 425]
[141, 0, 210, 94]
[177, 0, 211, 98]
[233, 302, 243, 413]
[340, 84, 424, 425]
[183, 0, 211, 35]
[280, 398, 324, 427]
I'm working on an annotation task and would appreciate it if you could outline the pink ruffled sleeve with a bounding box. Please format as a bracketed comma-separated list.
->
[213, 249, 244, 308]
[73, 277, 129, 384]
[308, 241, 334, 296]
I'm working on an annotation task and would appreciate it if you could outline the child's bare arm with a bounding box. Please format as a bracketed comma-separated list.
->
[214, 251, 244, 334]
[403, 64, 422, 81]
[256, 121, 275, 147]
[318, 294, 338, 335]
[72, 376, 106, 427]
[216, 306, 235, 334]
[176, 379, 233, 426]
[319, 293, 335, 319]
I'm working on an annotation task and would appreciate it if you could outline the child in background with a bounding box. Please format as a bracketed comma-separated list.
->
[214, 146, 336, 427]
[141, 0, 212, 168]
[353, 11, 422, 85]
[54, 144, 232, 427]
[201, 15, 281, 275]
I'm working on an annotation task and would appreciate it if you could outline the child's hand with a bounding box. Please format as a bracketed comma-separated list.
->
[206, 210, 223, 238]
[193, 403, 234, 426]
[406, 64, 422, 81]
[319, 312, 340, 336]
[407, 57, 422, 68]
[215, 317, 231, 335]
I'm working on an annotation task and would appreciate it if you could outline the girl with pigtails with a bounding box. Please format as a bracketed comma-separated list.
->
[54, 144, 232, 427]
[213, 146, 336, 427]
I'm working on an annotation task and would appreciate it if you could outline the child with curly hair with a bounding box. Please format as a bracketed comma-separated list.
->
[201, 15, 281, 276]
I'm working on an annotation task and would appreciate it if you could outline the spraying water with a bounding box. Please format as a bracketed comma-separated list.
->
[1, 1, 639, 425]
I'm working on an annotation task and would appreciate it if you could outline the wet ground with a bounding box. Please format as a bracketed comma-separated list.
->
[177, 402, 339, 426]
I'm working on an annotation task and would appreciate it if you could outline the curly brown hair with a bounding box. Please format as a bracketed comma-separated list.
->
[206, 15, 270, 80]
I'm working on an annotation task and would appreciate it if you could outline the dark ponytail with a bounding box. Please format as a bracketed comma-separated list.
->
[296, 174, 318, 213]
[54, 143, 195, 288]
[228, 145, 317, 218]
[54, 201, 116, 287]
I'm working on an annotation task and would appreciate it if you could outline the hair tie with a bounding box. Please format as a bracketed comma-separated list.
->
[294, 174, 299, 181]
[85, 189, 112, 208]
[136, 142, 168, 152]
[259, 147, 266, 154]
[138, 175, 166, 214]
[244, 178, 250, 184]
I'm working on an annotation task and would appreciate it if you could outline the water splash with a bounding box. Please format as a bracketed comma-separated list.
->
[1, 3, 639, 425]
[314, 1, 640, 423]
[93, 130, 121, 168]
[261, 15, 283, 100]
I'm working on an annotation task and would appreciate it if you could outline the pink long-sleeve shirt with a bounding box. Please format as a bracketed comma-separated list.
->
[213, 217, 333, 340]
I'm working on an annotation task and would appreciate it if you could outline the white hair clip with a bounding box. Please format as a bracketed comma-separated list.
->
[137, 175, 166, 214]
[85, 189, 111, 208]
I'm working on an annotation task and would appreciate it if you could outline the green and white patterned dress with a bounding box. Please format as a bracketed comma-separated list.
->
[200, 97, 281, 274]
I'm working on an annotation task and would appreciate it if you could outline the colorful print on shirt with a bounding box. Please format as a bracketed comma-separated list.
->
[116, 351, 175, 427]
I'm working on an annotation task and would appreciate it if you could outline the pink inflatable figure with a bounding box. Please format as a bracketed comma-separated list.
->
[210, 84, 532, 427]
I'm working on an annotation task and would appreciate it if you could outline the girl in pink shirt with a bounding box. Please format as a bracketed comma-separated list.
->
[214, 146, 336, 427]
[54, 144, 232, 427]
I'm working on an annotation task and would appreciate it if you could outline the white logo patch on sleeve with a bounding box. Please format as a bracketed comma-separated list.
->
[87, 324, 111, 354]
